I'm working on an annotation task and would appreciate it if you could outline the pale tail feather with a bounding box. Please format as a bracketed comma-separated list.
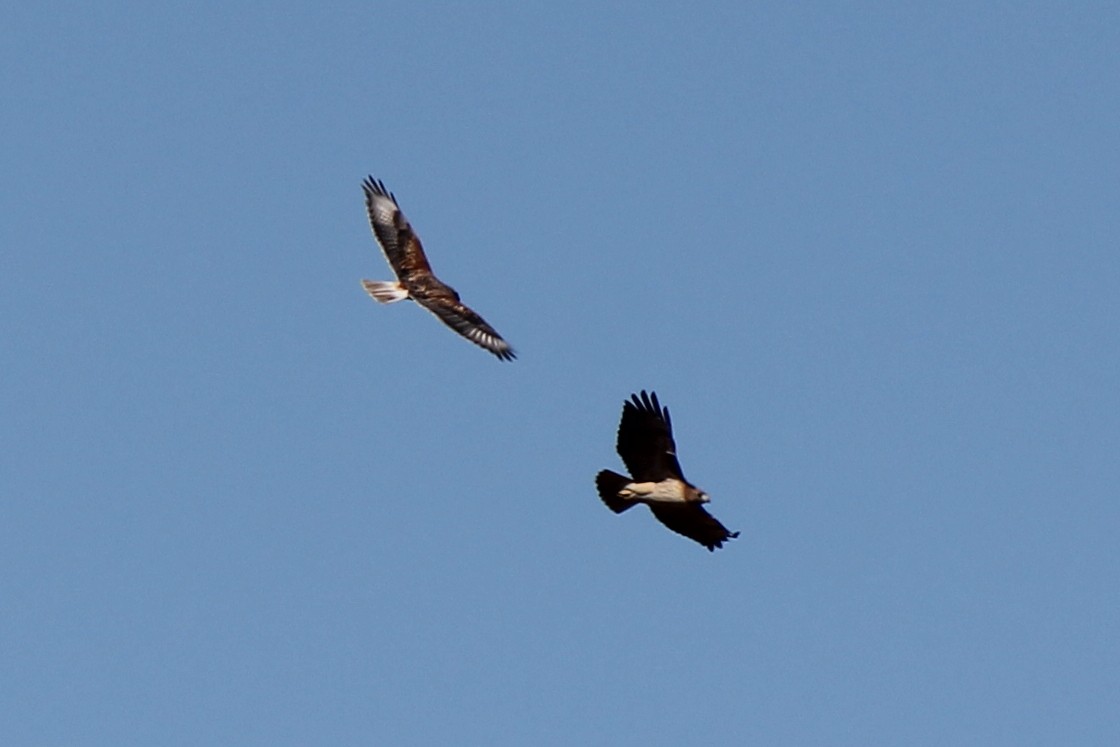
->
[362, 279, 409, 304]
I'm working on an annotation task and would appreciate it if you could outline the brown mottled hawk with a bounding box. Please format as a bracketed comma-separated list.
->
[596, 391, 739, 551]
[359, 176, 515, 361]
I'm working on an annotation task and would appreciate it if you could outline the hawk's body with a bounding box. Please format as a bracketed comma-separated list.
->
[360, 176, 515, 361]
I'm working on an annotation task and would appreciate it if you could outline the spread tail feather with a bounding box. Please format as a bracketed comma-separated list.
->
[596, 470, 639, 514]
[362, 279, 409, 303]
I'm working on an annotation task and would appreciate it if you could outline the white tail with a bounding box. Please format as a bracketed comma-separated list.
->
[361, 279, 409, 304]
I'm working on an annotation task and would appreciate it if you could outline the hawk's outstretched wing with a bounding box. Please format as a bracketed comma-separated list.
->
[616, 390, 684, 482]
[413, 292, 516, 361]
[649, 503, 740, 552]
[363, 176, 433, 280]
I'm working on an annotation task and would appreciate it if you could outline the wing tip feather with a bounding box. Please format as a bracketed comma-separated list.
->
[362, 175, 397, 205]
[703, 528, 741, 552]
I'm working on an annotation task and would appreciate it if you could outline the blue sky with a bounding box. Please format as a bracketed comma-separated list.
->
[3, 2, 1118, 744]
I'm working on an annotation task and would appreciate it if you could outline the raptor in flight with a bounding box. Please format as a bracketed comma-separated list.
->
[359, 176, 516, 361]
[596, 391, 739, 551]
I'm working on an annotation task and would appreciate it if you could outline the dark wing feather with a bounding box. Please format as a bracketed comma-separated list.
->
[362, 176, 433, 279]
[648, 503, 740, 552]
[413, 292, 516, 361]
[616, 390, 683, 481]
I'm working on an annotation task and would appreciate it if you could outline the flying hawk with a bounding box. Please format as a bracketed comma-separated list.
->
[596, 391, 739, 551]
[359, 176, 516, 361]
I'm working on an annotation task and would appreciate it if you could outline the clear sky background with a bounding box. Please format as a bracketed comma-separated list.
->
[3, 2, 1118, 744]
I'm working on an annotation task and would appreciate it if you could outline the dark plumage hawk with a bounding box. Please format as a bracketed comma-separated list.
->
[359, 176, 516, 361]
[596, 391, 739, 551]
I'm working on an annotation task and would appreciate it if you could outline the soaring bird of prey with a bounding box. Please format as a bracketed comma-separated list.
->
[359, 176, 516, 361]
[596, 391, 739, 551]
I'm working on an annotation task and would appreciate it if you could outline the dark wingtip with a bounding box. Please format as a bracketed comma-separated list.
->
[629, 390, 653, 410]
[362, 175, 396, 203]
[627, 390, 669, 423]
[705, 530, 741, 552]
